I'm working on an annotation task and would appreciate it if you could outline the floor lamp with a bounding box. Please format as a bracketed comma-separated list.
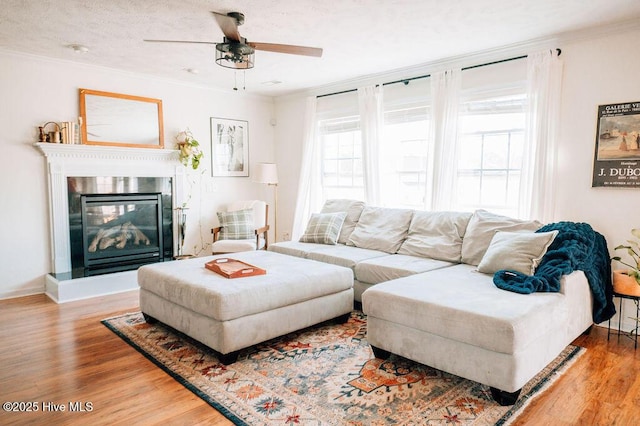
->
[254, 162, 279, 242]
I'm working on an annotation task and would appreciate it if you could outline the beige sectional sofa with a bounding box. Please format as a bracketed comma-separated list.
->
[268, 199, 598, 404]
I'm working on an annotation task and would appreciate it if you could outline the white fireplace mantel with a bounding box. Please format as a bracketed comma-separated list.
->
[36, 142, 180, 164]
[36, 143, 186, 301]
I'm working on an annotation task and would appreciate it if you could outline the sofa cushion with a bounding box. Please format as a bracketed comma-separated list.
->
[362, 264, 566, 354]
[321, 199, 366, 244]
[347, 206, 413, 253]
[268, 241, 329, 259]
[461, 210, 542, 266]
[477, 230, 559, 275]
[217, 208, 255, 240]
[398, 211, 472, 262]
[299, 212, 347, 245]
[306, 245, 388, 271]
[355, 254, 455, 284]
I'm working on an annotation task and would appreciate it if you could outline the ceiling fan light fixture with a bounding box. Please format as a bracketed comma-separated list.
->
[215, 38, 255, 70]
[215, 50, 254, 69]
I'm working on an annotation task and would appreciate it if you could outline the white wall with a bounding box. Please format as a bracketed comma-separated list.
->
[273, 96, 309, 241]
[555, 27, 640, 328]
[274, 25, 640, 328]
[0, 51, 276, 299]
[555, 28, 640, 245]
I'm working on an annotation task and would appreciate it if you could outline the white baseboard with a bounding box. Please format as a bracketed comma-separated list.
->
[45, 270, 139, 303]
[0, 286, 44, 300]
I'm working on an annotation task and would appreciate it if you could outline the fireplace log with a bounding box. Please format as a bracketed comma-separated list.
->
[128, 222, 151, 246]
[88, 222, 151, 253]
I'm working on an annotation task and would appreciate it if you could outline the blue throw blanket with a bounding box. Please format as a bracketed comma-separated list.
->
[493, 221, 616, 324]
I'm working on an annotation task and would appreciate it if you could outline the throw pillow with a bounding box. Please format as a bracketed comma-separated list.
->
[299, 212, 347, 245]
[398, 211, 473, 262]
[320, 199, 366, 244]
[461, 209, 543, 266]
[347, 206, 413, 253]
[477, 230, 559, 275]
[217, 209, 255, 240]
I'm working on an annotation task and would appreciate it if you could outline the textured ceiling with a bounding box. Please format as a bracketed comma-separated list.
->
[1, 0, 640, 96]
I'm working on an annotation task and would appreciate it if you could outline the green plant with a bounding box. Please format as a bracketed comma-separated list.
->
[176, 128, 203, 170]
[612, 228, 640, 285]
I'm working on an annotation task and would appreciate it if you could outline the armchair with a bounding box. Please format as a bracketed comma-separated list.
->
[211, 200, 269, 254]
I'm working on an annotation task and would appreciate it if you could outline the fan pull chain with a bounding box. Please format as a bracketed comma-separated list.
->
[232, 71, 247, 91]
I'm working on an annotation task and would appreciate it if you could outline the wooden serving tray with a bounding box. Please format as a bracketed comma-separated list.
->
[205, 258, 266, 279]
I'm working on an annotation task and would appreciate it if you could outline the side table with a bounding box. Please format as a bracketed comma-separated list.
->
[607, 291, 640, 349]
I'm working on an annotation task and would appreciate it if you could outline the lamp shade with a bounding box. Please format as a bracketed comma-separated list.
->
[254, 162, 278, 184]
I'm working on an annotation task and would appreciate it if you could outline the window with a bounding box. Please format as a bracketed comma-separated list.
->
[318, 115, 365, 201]
[455, 93, 526, 217]
[378, 78, 431, 208]
[380, 106, 430, 208]
[318, 103, 430, 208]
[312, 61, 528, 216]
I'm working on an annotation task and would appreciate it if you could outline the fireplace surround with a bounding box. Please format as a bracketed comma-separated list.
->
[37, 143, 186, 302]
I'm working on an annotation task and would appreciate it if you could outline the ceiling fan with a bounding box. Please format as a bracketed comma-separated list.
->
[144, 11, 323, 70]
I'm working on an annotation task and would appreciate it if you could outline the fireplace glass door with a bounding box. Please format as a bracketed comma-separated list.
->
[81, 193, 163, 271]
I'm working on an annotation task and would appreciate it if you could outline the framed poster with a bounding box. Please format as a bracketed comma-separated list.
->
[592, 101, 640, 187]
[210, 117, 249, 177]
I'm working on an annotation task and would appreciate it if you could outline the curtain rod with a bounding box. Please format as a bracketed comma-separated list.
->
[316, 49, 561, 99]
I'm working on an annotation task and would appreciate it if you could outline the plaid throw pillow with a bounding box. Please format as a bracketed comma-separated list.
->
[217, 209, 255, 240]
[299, 212, 347, 245]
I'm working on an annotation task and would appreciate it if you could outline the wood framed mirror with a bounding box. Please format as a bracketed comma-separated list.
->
[79, 88, 164, 149]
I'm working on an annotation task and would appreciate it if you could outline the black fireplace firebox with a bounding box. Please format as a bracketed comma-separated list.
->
[82, 193, 164, 271]
[68, 176, 173, 277]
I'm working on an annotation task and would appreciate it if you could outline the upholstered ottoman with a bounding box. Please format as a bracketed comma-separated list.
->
[138, 250, 354, 364]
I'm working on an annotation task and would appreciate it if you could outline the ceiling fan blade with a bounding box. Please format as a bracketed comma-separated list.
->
[212, 11, 241, 42]
[248, 42, 323, 57]
[144, 39, 217, 45]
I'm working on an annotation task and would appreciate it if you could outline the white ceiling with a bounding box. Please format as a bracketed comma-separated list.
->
[2, 0, 640, 97]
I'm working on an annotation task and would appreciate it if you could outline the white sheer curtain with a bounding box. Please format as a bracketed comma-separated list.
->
[291, 96, 323, 240]
[428, 69, 461, 210]
[358, 85, 383, 205]
[519, 50, 563, 222]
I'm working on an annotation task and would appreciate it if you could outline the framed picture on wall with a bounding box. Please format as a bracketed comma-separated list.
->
[210, 117, 249, 177]
[592, 101, 640, 187]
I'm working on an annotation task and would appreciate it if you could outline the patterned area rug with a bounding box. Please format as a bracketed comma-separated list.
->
[102, 311, 583, 425]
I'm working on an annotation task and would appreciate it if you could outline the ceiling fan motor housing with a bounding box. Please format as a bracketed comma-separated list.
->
[227, 12, 245, 26]
[215, 37, 255, 56]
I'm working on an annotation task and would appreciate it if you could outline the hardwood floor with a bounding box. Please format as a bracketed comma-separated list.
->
[0, 291, 638, 425]
[0, 291, 231, 426]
